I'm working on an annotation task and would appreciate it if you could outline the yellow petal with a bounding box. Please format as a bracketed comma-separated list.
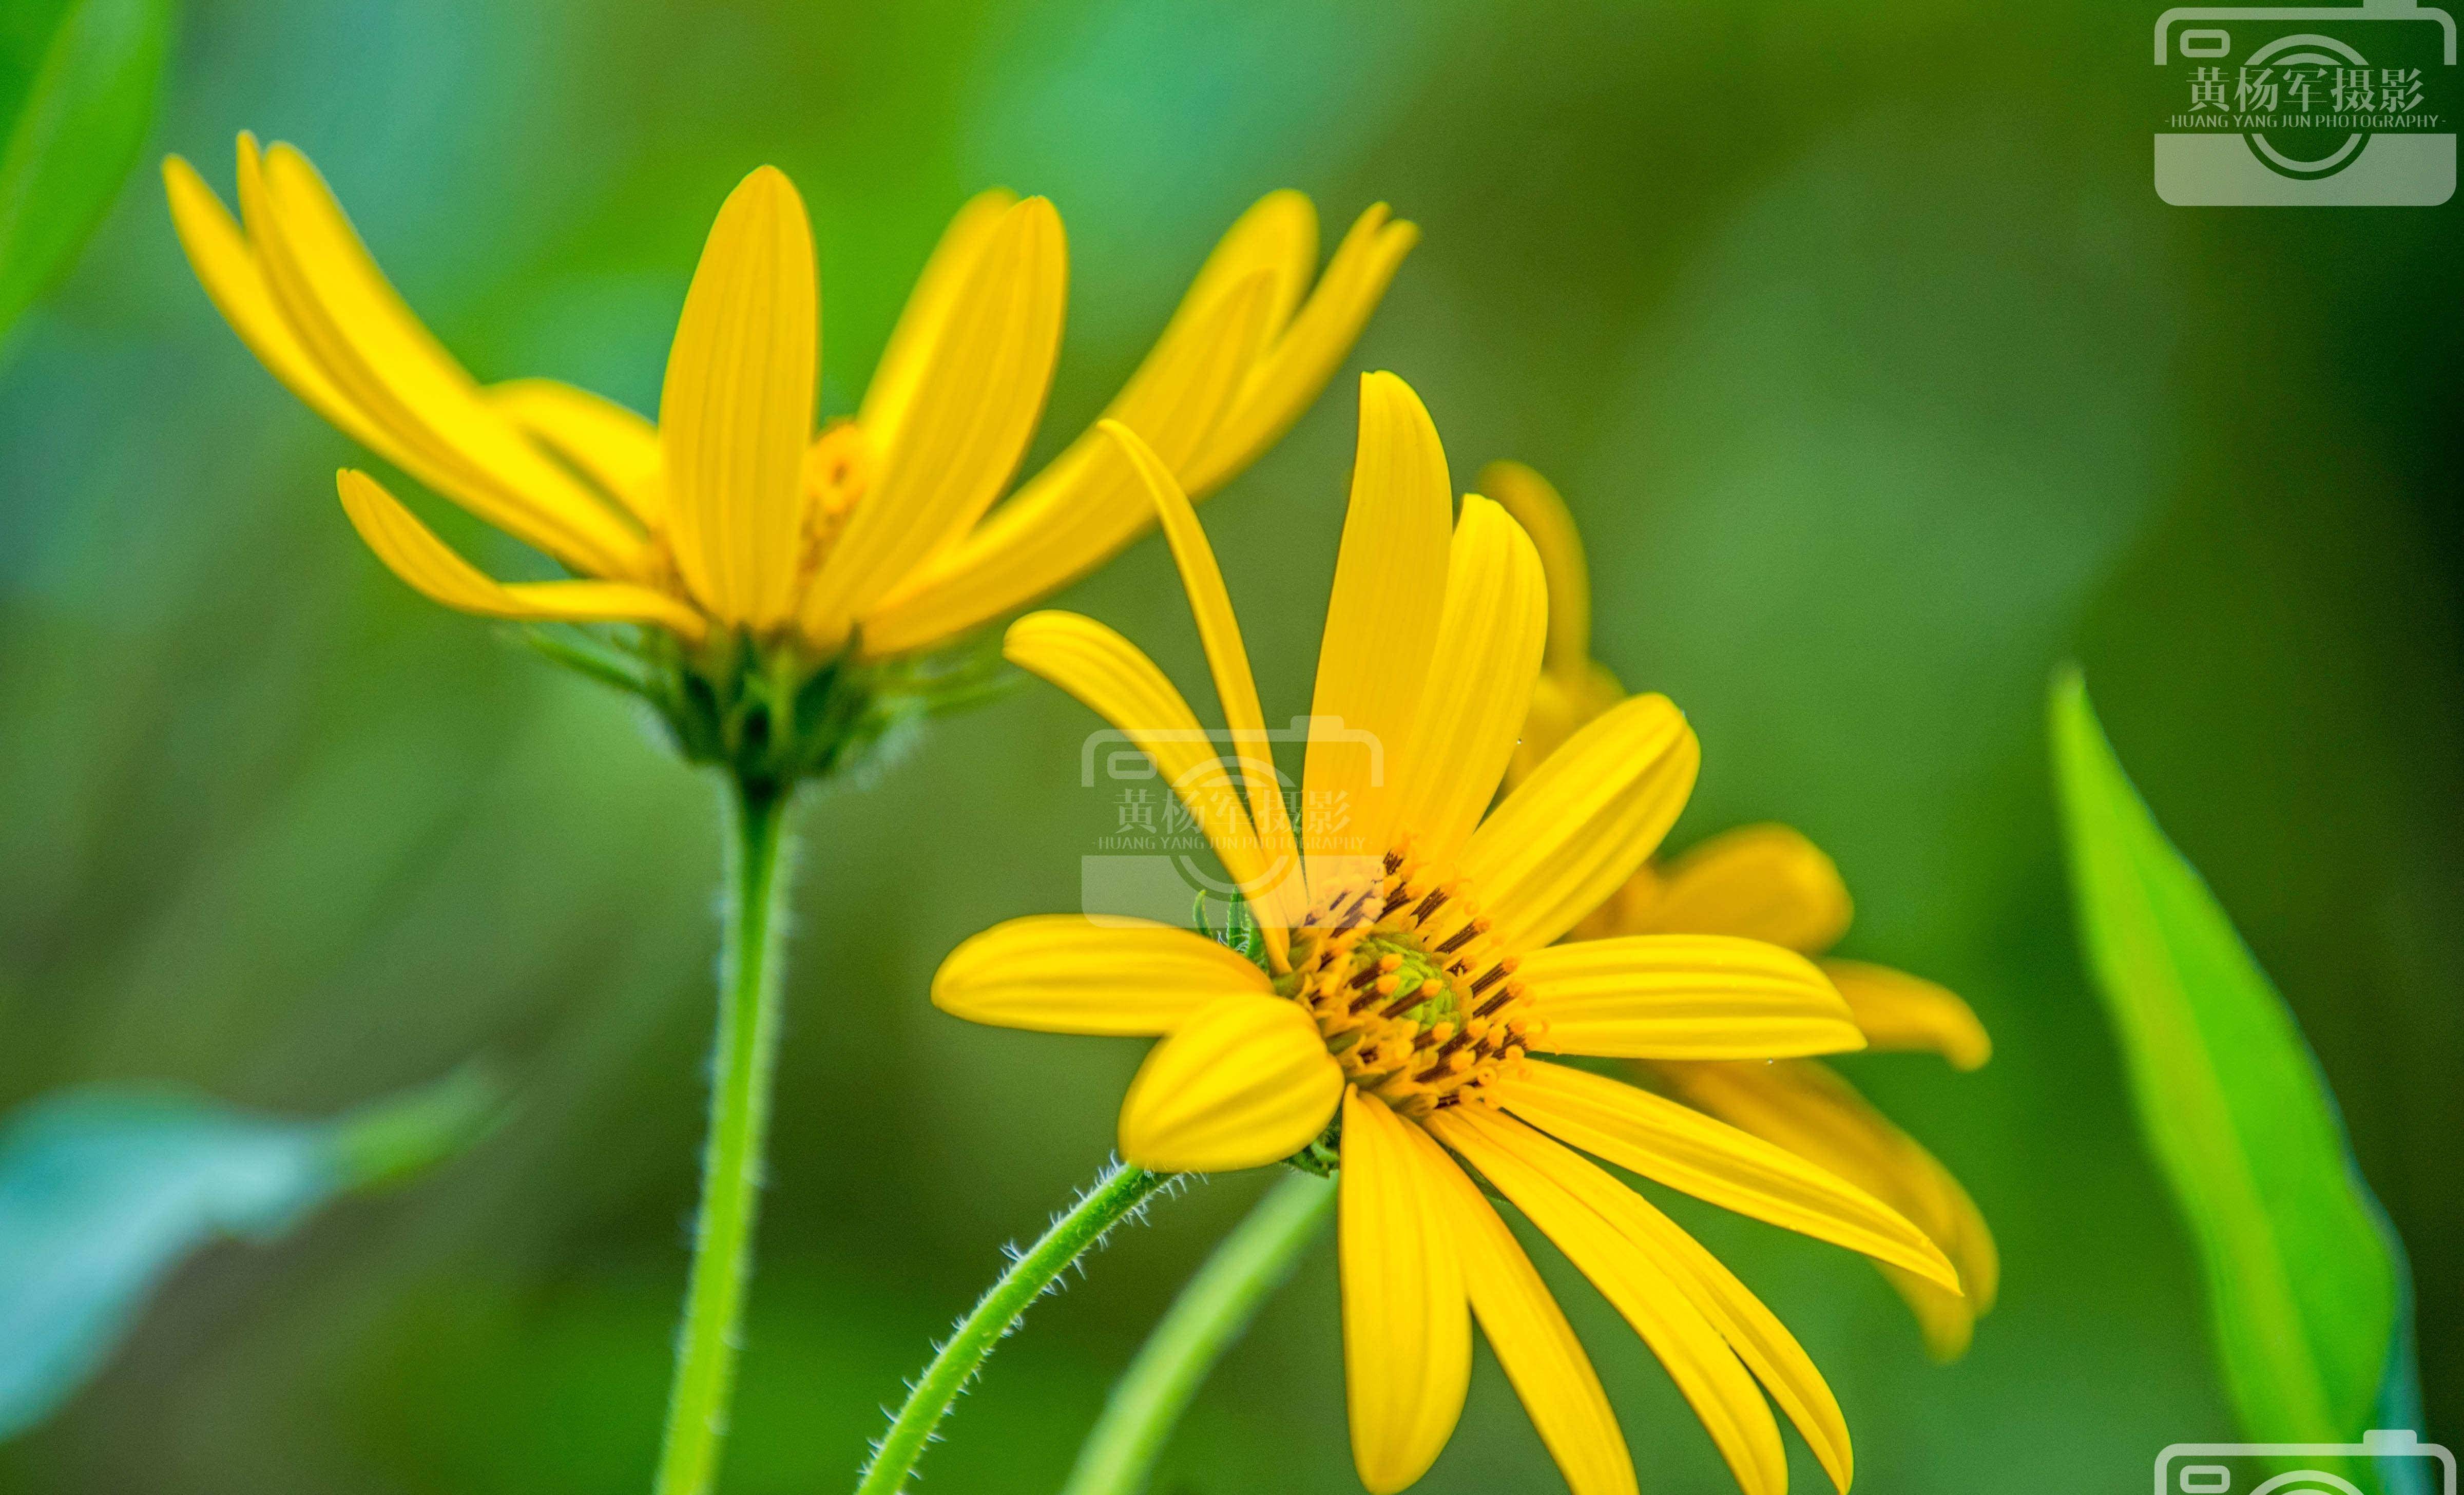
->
[1002, 611, 1282, 917]
[1423, 1148, 1637, 1495]
[1611, 826, 1854, 956]
[1822, 960, 1993, 1070]
[658, 166, 816, 628]
[856, 187, 1314, 659]
[243, 142, 645, 581]
[163, 151, 365, 437]
[1470, 1103, 1856, 1494]
[811, 196, 1066, 651]
[1339, 1091, 1472, 1494]
[1389, 493, 1548, 866]
[1479, 461, 1590, 676]
[1661, 1059, 1999, 1361]
[1500, 1062, 1958, 1290]
[489, 378, 663, 528]
[859, 187, 1019, 448]
[855, 269, 1279, 660]
[1506, 660, 1625, 791]
[1117, 995, 1342, 1173]
[1520, 935, 1864, 1060]
[1302, 372, 1452, 892]
[1431, 1108, 1788, 1495]
[1181, 203, 1420, 495]
[336, 470, 703, 639]
[1160, 189, 1318, 361]
[1878, 1260, 1985, 1363]
[856, 196, 1408, 658]
[1090, 190, 1316, 471]
[1462, 694, 1698, 952]
[1104, 421, 1301, 954]
[931, 915, 1272, 1036]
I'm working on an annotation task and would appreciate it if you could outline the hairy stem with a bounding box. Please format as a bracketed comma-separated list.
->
[653, 774, 795, 1495]
[1062, 1171, 1337, 1495]
[855, 1161, 1177, 1495]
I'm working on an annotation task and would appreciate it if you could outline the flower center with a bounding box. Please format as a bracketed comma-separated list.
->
[1279, 840, 1543, 1118]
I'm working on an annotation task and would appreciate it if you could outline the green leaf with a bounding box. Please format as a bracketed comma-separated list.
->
[2049, 668, 2414, 1450]
[0, 0, 174, 348]
[0, 1067, 499, 1440]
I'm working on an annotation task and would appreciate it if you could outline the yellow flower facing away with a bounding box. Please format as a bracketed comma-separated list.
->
[932, 375, 1968, 1495]
[161, 135, 1414, 782]
[1487, 458, 2000, 1361]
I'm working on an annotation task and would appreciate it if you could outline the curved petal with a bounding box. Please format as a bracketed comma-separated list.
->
[657, 165, 817, 628]
[1105, 421, 1301, 955]
[489, 378, 662, 527]
[1181, 204, 1420, 495]
[336, 470, 704, 639]
[1507, 659, 1625, 791]
[857, 197, 1412, 660]
[219, 141, 647, 581]
[1165, 189, 1318, 356]
[1462, 693, 1698, 952]
[1660, 1059, 1999, 1362]
[1389, 493, 1548, 866]
[1499, 1062, 1957, 1289]
[1823, 960, 1993, 1070]
[1424, 1148, 1636, 1495]
[812, 196, 1066, 651]
[1466, 1105, 1856, 1494]
[1520, 935, 1863, 1060]
[1099, 188, 1316, 457]
[250, 144, 645, 575]
[859, 187, 1019, 446]
[1479, 461, 1590, 676]
[856, 269, 1279, 659]
[163, 152, 363, 434]
[932, 915, 1272, 1036]
[1430, 1108, 1788, 1495]
[1613, 825, 1853, 956]
[1339, 1091, 1472, 1494]
[1302, 372, 1452, 891]
[1003, 611, 1281, 918]
[1118, 995, 1342, 1173]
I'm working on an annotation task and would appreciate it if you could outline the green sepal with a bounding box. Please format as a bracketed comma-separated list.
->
[510, 622, 1019, 798]
[1193, 888, 1268, 970]
[1283, 1130, 1340, 1178]
[514, 624, 656, 699]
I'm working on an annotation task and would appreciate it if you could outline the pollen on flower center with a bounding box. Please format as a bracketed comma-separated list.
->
[1279, 839, 1542, 1119]
[799, 419, 876, 577]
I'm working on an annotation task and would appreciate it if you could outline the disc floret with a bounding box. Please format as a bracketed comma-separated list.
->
[1277, 838, 1546, 1118]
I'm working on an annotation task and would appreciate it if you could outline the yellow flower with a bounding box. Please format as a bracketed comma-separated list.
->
[933, 376, 1964, 1495]
[1488, 459, 1999, 1360]
[161, 135, 1414, 664]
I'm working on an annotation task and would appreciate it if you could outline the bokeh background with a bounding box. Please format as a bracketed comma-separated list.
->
[3, 0, 2459, 1490]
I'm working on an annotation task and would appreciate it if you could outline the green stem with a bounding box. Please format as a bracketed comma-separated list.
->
[855, 1161, 1177, 1495]
[653, 774, 795, 1495]
[1062, 1171, 1337, 1495]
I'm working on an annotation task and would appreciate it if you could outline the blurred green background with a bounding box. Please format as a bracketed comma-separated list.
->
[2, 0, 2459, 1490]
